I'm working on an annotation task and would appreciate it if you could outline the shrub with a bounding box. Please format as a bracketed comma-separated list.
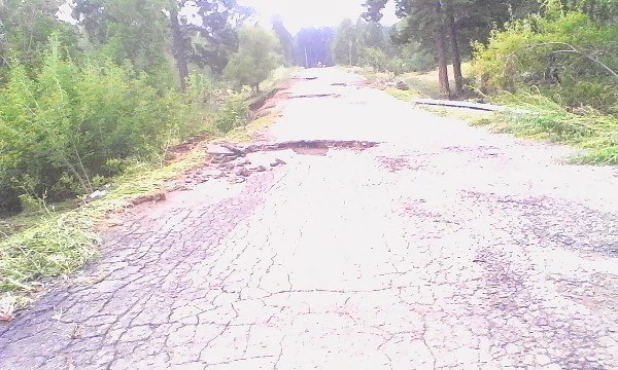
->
[0, 184, 21, 217]
[361, 47, 388, 72]
[471, 11, 618, 112]
[0, 34, 203, 203]
[224, 27, 281, 92]
[214, 96, 251, 133]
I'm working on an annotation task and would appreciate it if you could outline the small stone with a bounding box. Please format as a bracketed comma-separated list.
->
[536, 354, 552, 366]
[89, 190, 107, 200]
[229, 177, 246, 184]
[505, 344, 520, 354]
[206, 144, 236, 156]
[396, 81, 409, 90]
[270, 159, 287, 167]
[537, 318, 549, 326]
[542, 364, 562, 370]
[204, 170, 224, 178]
[218, 163, 234, 171]
[236, 168, 251, 177]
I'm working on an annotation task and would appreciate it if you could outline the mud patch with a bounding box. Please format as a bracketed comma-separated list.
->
[293, 147, 329, 156]
[443, 145, 502, 158]
[402, 199, 442, 219]
[377, 156, 422, 172]
[463, 191, 618, 257]
[293, 76, 318, 81]
[290, 93, 342, 99]
[552, 272, 618, 313]
[241, 140, 379, 154]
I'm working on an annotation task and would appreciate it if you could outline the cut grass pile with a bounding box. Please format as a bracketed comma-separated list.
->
[472, 94, 618, 164]
[0, 147, 206, 318]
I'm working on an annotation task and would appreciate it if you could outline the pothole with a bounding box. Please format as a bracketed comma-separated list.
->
[176, 140, 380, 188]
[293, 147, 329, 156]
[292, 76, 318, 81]
[377, 156, 423, 172]
[289, 93, 342, 99]
[242, 140, 379, 153]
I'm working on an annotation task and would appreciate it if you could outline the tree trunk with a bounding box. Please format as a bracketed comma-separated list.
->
[445, 0, 463, 96]
[587, 0, 596, 19]
[435, 1, 451, 97]
[169, 5, 189, 92]
[348, 41, 353, 66]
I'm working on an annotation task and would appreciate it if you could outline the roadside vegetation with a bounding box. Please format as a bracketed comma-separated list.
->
[0, 0, 291, 317]
[355, 0, 618, 165]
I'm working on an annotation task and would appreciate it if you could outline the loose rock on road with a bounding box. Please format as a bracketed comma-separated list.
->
[1, 68, 618, 370]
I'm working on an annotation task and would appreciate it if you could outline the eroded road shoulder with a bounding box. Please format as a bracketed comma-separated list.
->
[1, 68, 618, 370]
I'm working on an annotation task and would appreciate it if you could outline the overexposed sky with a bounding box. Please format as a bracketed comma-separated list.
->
[58, 1, 399, 34]
[241, 0, 399, 34]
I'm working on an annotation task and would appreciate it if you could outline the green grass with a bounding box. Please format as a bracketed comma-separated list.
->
[0, 147, 206, 317]
[366, 63, 474, 100]
[222, 67, 291, 143]
[469, 94, 618, 164]
[384, 86, 422, 101]
[224, 109, 281, 143]
[363, 64, 618, 165]
[422, 106, 492, 122]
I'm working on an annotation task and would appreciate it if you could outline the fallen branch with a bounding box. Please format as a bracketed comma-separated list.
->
[412, 99, 507, 112]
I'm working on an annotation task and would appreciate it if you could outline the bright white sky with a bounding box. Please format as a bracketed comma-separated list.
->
[240, 0, 399, 34]
[58, 1, 399, 34]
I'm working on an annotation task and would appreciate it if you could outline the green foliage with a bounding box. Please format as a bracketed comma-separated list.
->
[332, 17, 435, 74]
[272, 16, 295, 66]
[332, 19, 363, 66]
[386, 42, 435, 74]
[469, 8, 618, 163]
[186, 70, 215, 104]
[0, 184, 21, 216]
[179, 1, 254, 75]
[0, 34, 205, 210]
[17, 195, 42, 214]
[0, 0, 284, 313]
[361, 47, 388, 72]
[224, 27, 281, 92]
[472, 11, 618, 111]
[0, 0, 80, 70]
[0, 141, 206, 310]
[71, 0, 173, 76]
[0, 213, 98, 292]
[473, 92, 618, 164]
[214, 95, 251, 133]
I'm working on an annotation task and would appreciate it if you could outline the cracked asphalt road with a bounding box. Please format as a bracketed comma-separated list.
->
[1, 68, 618, 370]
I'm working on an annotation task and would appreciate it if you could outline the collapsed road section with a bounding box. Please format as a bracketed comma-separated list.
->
[177, 140, 381, 188]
